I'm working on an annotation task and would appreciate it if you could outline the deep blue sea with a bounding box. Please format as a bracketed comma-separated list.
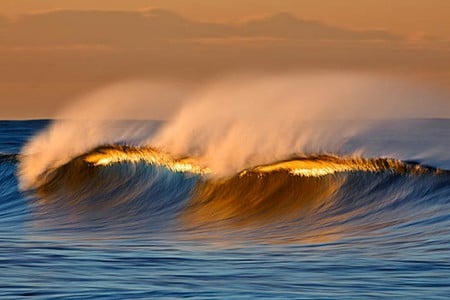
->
[1, 119, 450, 299]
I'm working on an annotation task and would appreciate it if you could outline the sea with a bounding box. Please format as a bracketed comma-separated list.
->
[0, 119, 449, 299]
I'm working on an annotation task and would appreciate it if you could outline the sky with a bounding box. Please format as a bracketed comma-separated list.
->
[1, 0, 450, 118]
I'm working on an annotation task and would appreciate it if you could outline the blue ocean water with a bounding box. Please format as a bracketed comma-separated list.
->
[1, 119, 450, 299]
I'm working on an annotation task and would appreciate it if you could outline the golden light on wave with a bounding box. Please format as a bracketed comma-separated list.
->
[243, 155, 432, 177]
[182, 172, 343, 230]
[83, 146, 210, 175]
[82, 147, 440, 179]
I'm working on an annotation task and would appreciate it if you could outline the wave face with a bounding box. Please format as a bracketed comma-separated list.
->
[20, 143, 450, 243]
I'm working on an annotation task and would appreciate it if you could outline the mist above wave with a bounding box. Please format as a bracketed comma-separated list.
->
[18, 72, 450, 188]
[152, 73, 449, 174]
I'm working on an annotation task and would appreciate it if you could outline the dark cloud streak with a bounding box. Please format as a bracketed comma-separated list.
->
[0, 8, 401, 47]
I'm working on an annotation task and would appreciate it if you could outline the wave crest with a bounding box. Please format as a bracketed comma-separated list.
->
[24, 144, 445, 191]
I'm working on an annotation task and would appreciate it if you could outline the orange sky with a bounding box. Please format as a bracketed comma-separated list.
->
[1, 0, 449, 118]
[2, 0, 450, 38]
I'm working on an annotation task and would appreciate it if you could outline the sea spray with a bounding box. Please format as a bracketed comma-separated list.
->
[151, 73, 449, 175]
[18, 81, 188, 189]
[18, 72, 450, 188]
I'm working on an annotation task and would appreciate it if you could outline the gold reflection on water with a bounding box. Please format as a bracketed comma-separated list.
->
[243, 155, 428, 177]
[83, 146, 210, 175]
[83, 146, 439, 179]
[182, 171, 344, 229]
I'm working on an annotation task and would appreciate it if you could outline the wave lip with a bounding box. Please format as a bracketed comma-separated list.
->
[20, 145, 448, 192]
[243, 154, 447, 177]
[83, 145, 210, 174]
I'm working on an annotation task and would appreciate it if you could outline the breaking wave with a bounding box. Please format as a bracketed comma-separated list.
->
[15, 73, 450, 243]
[15, 144, 450, 243]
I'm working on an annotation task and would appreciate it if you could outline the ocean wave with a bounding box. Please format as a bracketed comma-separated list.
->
[15, 144, 450, 243]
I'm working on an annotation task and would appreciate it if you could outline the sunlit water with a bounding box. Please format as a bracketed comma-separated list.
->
[1, 120, 449, 299]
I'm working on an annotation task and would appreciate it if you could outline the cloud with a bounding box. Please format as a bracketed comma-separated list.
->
[237, 12, 400, 41]
[0, 8, 401, 48]
[0, 8, 449, 118]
